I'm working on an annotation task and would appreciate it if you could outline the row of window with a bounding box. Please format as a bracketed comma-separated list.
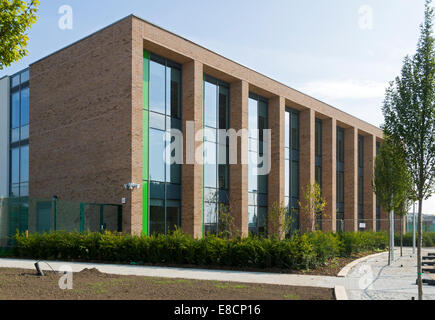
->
[10, 69, 30, 199]
[144, 52, 375, 236]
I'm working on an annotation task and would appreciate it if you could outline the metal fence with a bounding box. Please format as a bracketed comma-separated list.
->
[0, 197, 122, 248]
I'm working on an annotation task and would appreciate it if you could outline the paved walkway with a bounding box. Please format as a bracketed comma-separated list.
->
[0, 258, 346, 289]
[343, 248, 435, 300]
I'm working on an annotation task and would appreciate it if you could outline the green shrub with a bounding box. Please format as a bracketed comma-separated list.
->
[12, 230, 389, 271]
[395, 232, 435, 247]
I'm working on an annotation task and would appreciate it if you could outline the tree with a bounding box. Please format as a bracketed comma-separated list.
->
[381, 0, 435, 300]
[395, 195, 412, 257]
[267, 201, 294, 239]
[0, 0, 40, 70]
[373, 137, 412, 265]
[298, 183, 327, 233]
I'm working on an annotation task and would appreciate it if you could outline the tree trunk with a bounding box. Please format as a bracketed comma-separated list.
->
[417, 198, 423, 300]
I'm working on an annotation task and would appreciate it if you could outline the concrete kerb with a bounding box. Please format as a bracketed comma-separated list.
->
[334, 285, 348, 300]
[337, 251, 388, 277]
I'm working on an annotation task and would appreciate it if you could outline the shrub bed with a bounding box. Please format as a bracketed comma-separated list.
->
[12, 230, 388, 271]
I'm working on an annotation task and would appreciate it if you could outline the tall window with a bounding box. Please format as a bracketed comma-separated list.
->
[203, 75, 229, 235]
[147, 54, 182, 235]
[285, 108, 300, 235]
[315, 119, 323, 230]
[10, 69, 29, 198]
[248, 93, 269, 235]
[336, 127, 345, 231]
[358, 135, 364, 230]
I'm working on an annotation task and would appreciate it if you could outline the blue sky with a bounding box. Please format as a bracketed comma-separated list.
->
[1, 0, 433, 214]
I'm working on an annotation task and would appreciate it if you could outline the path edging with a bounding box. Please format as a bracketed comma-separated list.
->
[334, 285, 348, 300]
[337, 251, 387, 278]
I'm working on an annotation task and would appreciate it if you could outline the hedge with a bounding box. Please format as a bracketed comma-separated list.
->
[395, 232, 435, 247]
[12, 230, 389, 271]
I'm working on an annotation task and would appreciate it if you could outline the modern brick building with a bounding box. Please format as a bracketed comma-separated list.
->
[1, 15, 404, 238]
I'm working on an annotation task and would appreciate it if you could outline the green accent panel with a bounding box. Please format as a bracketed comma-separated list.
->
[143, 50, 150, 236]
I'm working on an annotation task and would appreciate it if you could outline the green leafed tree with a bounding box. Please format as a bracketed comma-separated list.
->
[381, 0, 435, 300]
[0, 0, 40, 70]
[373, 137, 412, 265]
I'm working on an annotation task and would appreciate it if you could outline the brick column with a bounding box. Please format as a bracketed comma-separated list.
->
[299, 109, 315, 233]
[268, 96, 285, 238]
[181, 60, 203, 238]
[322, 118, 336, 232]
[364, 135, 376, 231]
[344, 127, 358, 232]
[229, 80, 249, 238]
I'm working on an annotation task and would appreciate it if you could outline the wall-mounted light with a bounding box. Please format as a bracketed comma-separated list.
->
[123, 183, 141, 190]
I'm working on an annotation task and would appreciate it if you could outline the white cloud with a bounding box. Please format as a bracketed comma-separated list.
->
[298, 80, 388, 100]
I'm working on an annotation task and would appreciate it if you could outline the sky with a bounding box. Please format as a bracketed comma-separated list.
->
[0, 0, 433, 214]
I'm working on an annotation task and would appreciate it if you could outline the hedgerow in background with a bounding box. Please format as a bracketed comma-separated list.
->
[13, 230, 389, 271]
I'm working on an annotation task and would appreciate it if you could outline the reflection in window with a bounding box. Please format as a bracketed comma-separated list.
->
[203, 76, 229, 234]
[147, 54, 182, 235]
[9, 70, 30, 198]
[285, 109, 300, 235]
[248, 93, 268, 236]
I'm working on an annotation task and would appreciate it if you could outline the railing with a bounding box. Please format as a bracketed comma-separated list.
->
[0, 197, 122, 248]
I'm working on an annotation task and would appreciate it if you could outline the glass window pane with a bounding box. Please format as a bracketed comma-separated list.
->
[258, 174, 268, 194]
[248, 206, 257, 228]
[219, 86, 229, 130]
[248, 152, 258, 192]
[149, 111, 166, 130]
[291, 161, 299, 198]
[285, 112, 290, 148]
[11, 75, 20, 88]
[20, 145, 29, 183]
[149, 60, 166, 114]
[291, 113, 299, 150]
[204, 165, 217, 188]
[20, 182, 28, 197]
[20, 125, 29, 141]
[149, 129, 165, 182]
[249, 98, 258, 138]
[11, 92, 20, 129]
[167, 67, 181, 119]
[11, 147, 19, 184]
[150, 202, 165, 235]
[285, 160, 290, 197]
[20, 70, 29, 83]
[11, 128, 20, 143]
[218, 164, 228, 190]
[166, 201, 180, 234]
[20, 87, 29, 126]
[204, 81, 217, 128]
[204, 202, 217, 224]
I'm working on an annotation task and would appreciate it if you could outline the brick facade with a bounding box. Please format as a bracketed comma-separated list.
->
[29, 15, 385, 237]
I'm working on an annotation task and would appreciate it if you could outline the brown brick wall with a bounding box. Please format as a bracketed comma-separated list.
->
[299, 109, 315, 232]
[268, 96, 285, 238]
[29, 16, 139, 233]
[181, 60, 204, 238]
[229, 80, 249, 238]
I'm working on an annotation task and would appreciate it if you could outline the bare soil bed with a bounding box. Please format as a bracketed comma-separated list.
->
[0, 268, 333, 300]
